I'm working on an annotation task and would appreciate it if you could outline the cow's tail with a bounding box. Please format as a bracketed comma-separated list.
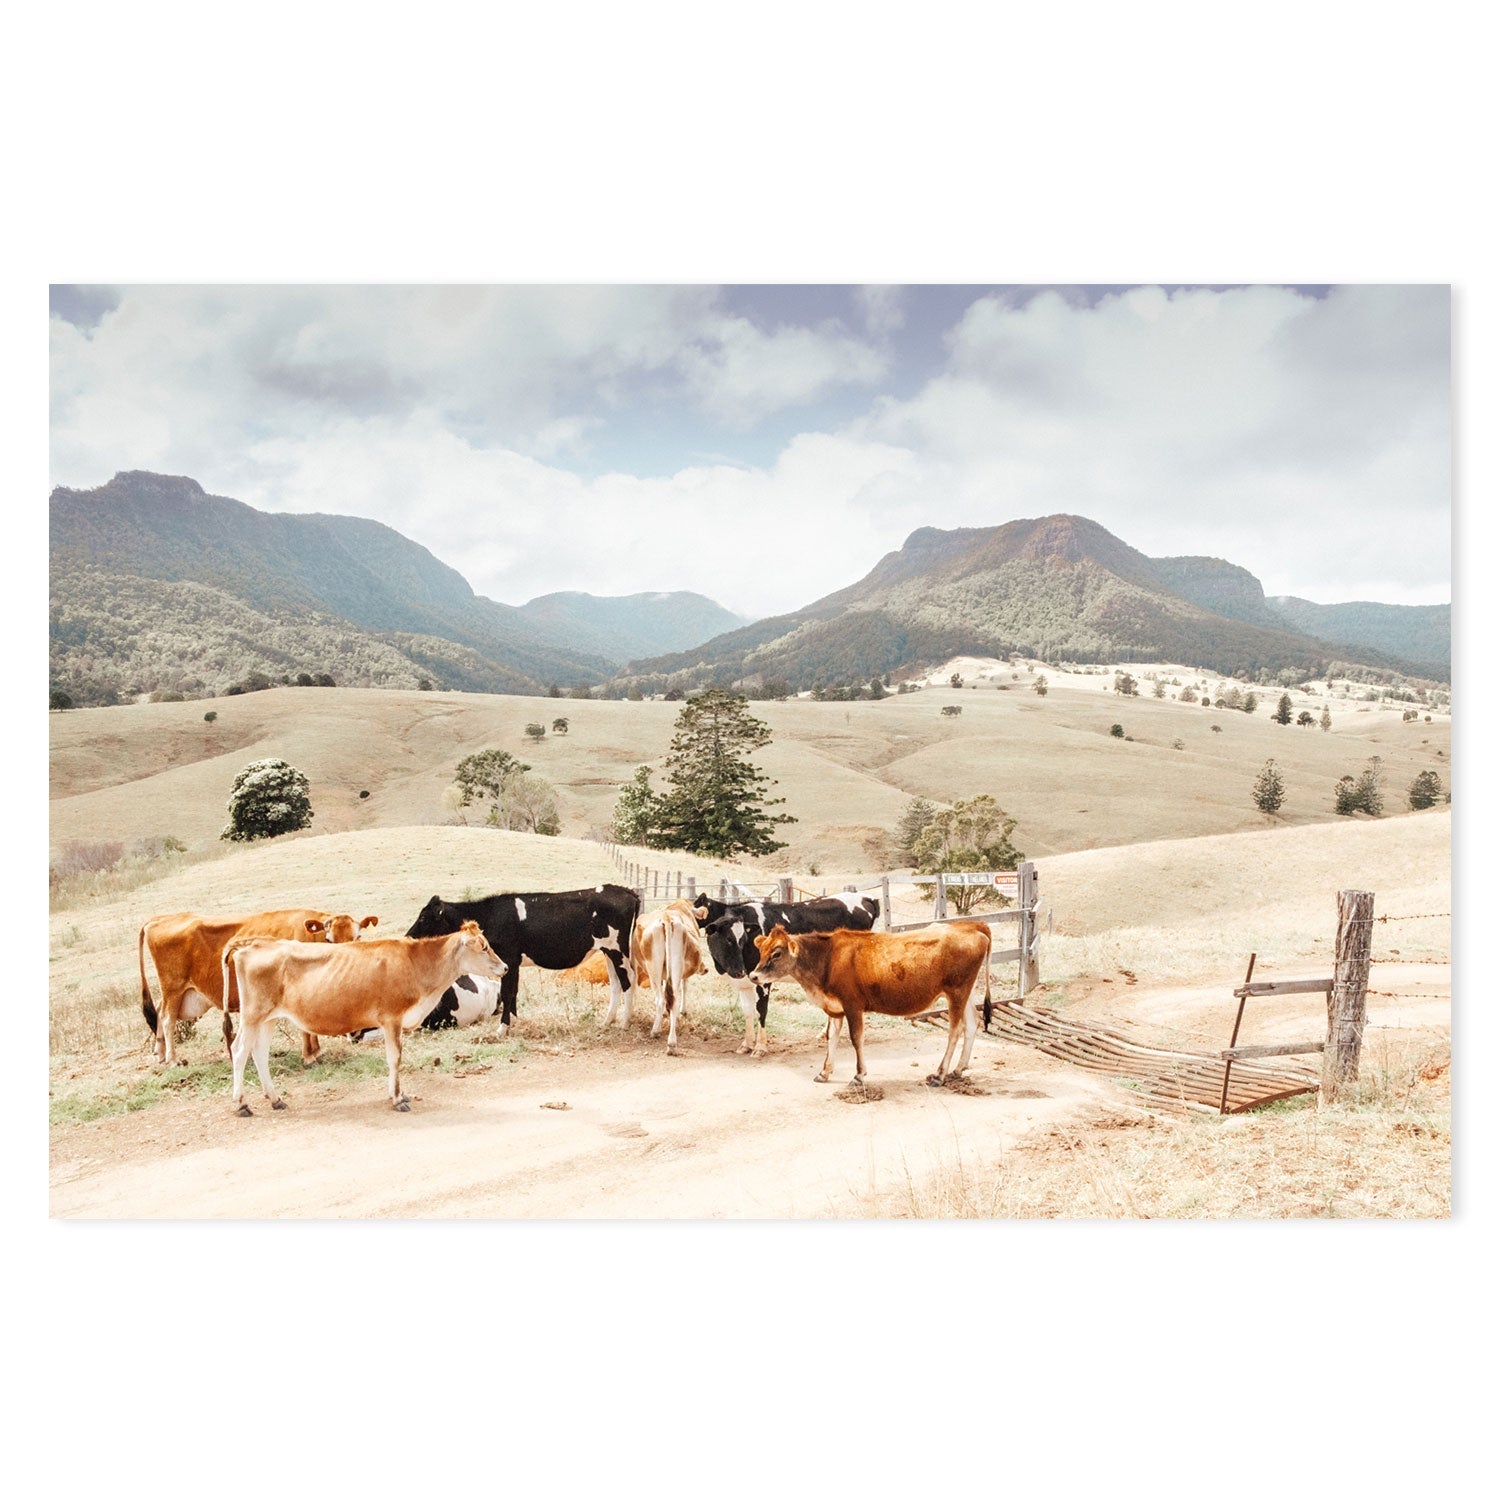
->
[982, 927, 993, 1032]
[138, 922, 158, 1036]
[624, 891, 641, 992]
[220, 939, 245, 1053]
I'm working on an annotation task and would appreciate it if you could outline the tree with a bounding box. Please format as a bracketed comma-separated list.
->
[1033, 675, 1048, 697]
[950, 673, 964, 688]
[551, 717, 570, 734]
[548, 684, 562, 698]
[1353, 756, 1384, 816]
[941, 704, 962, 716]
[1110, 723, 1124, 738]
[1320, 705, 1332, 732]
[203, 710, 218, 723]
[909, 795, 1024, 914]
[221, 758, 313, 842]
[1252, 759, 1286, 815]
[50, 689, 74, 710]
[1242, 692, 1258, 714]
[612, 766, 663, 845]
[524, 722, 547, 742]
[1114, 673, 1138, 696]
[1334, 775, 1361, 815]
[569, 682, 594, 700]
[1408, 770, 1443, 810]
[1272, 693, 1293, 725]
[893, 797, 938, 864]
[294, 672, 315, 687]
[652, 689, 794, 858]
[868, 676, 888, 700]
[495, 770, 561, 835]
[1153, 679, 1166, 699]
[453, 748, 531, 824]
[1297, 711, 1315, 726]
[418, 678, 433, 691]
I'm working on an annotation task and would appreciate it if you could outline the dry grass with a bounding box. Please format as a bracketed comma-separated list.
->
[49, 677, 1451, 872]
[858, 1032, 1450, 1219]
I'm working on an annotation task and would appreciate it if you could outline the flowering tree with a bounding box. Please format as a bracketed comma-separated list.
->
[221, 758, 314, 841]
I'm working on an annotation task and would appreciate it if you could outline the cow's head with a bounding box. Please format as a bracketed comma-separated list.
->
[407, 895, 461, 939]
[749, 925, 797, 984]
[689, 893, 717, 927]
[455, 919, 508, 982]
[306, 913, 380, 942]
[705, 912, 757, 978]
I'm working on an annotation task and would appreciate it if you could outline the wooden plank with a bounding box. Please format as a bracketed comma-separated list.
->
[1219, 1041, 1326, 1060]
[889, 911, 1022, 933]
[1234, 978, 1334, 997]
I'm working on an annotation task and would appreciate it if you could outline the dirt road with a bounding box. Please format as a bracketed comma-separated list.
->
[50, 1024, 1108, 1219]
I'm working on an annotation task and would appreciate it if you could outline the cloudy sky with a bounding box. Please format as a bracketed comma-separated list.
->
[49, 283, 1451, 619]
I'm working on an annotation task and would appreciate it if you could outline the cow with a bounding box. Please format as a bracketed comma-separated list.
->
[138, 909, 379, 1065]
[628, 899, 708, 1053]
[223, 920, 507, 1113]
[690, 891, 881, 1056]
[748, 921, 993, 1086]
[404, 883, 639, 1032]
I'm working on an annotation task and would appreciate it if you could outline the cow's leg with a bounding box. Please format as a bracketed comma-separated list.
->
[157, 990, 182, 1065]
[497, 962, 520, 1032]
[300, 1026, 321, 1064]
[607, 948, 634, 1029]
[250, 1023, 284, 1109]
[384, 1022, 408, 1110]
[952, 987, 982, 1076]
[931, 996, 967, 1083]
[733, 979, 758, 1054]
[752, 984, 770, 1057]
[846, 1008, 868, 1085]
[816, 1015, 843, 1083]
[230, 1019, 252, 1115]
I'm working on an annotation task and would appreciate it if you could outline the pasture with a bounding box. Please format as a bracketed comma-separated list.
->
[48, 661, 1451, 872]
[49, 796, 1451, 1217]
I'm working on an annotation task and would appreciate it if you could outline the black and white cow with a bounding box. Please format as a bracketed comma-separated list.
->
[406, 884, 639, 1032]
[691, 891, 880, 1055]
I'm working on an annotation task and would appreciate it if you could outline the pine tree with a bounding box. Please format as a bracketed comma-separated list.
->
[1273, 693, 1294, 724]
[1407, 770, 1443, 810]
[1252, 758, 1286, 815]
[1320, 705, 1332, 732]
[653, 689, 794, 857]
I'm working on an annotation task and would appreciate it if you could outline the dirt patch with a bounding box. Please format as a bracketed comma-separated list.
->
[835, 1082, 885, 1103]
[935, 1075, 988, 1096]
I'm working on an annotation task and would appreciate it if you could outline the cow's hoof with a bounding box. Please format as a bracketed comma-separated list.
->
[925, 1073, 945, 1087]
[752, 1045, 768, 1058]
[735, 1043, 752, 1055]
[814, 1073, 831, 1084]
[666, 1044, 679, 1056]
[272, 1099, 287, 1110]
[234, 1104, 252, 1117]
[394, 1099, 411, 1113]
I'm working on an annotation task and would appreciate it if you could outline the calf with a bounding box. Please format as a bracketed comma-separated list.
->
[224, 921, 506, 1113]
[629, 899, 707, 1053]
[138, 909, 378, 1065]
[405, 884, 639, 1031]
[692, 892, 881, 1055]
[749, 922, 992, 1086]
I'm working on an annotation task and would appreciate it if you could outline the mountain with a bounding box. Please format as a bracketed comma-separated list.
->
[49, 472, 743, 703]
[622, 514, 1448, 687]
[513, 590, 747, 665]
[1263, 597, 1450, 677]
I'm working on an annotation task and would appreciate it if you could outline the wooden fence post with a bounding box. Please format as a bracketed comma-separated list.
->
[935, 874, 948, 920]
[778, 876, 792, 902]
[1019, 861, 1039, 997]
[880, 876, 891, 930]
[687, 875, 696, 901]
[1322, 889, 1374, 1103]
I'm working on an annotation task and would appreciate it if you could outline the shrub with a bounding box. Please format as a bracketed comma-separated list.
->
[221, 759, 314, 842]
[418, 678, 433, 691]
[950, 673, 964, 688]
[203, 710, 218, 723]
[1033, 675, 1048, 696]
[551, 717, 569, 734]
[524, 722, 547, 742]
[941, 705, 962, 717]
[1110, 723, 1124, 738]
[50, 689, 74, 710]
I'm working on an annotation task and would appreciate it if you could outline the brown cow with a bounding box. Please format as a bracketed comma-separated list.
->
[223, 920, 506, 1113]
[138, 910, 378, 1066]
[625, 899, 707, 1053]
[749, 922, 992, 1086]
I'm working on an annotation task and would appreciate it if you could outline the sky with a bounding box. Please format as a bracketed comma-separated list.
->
[49, 283, 1451, 620]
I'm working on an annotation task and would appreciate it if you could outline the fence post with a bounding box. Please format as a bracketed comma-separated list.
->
[935, 873, 948, 920]
[719, 878, 728, 902]
[1018, 861, 1039, 998]
[880, 875, 891, 930]
[778, 876, 792, 902]
[687, 875, 696, 901]
[1322, 889, 1374, 1103]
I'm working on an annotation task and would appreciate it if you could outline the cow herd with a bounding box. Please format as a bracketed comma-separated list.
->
[135, 881, 997, 1114]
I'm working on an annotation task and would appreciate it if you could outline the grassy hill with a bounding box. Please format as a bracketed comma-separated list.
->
[50, 672, 1452, 872]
